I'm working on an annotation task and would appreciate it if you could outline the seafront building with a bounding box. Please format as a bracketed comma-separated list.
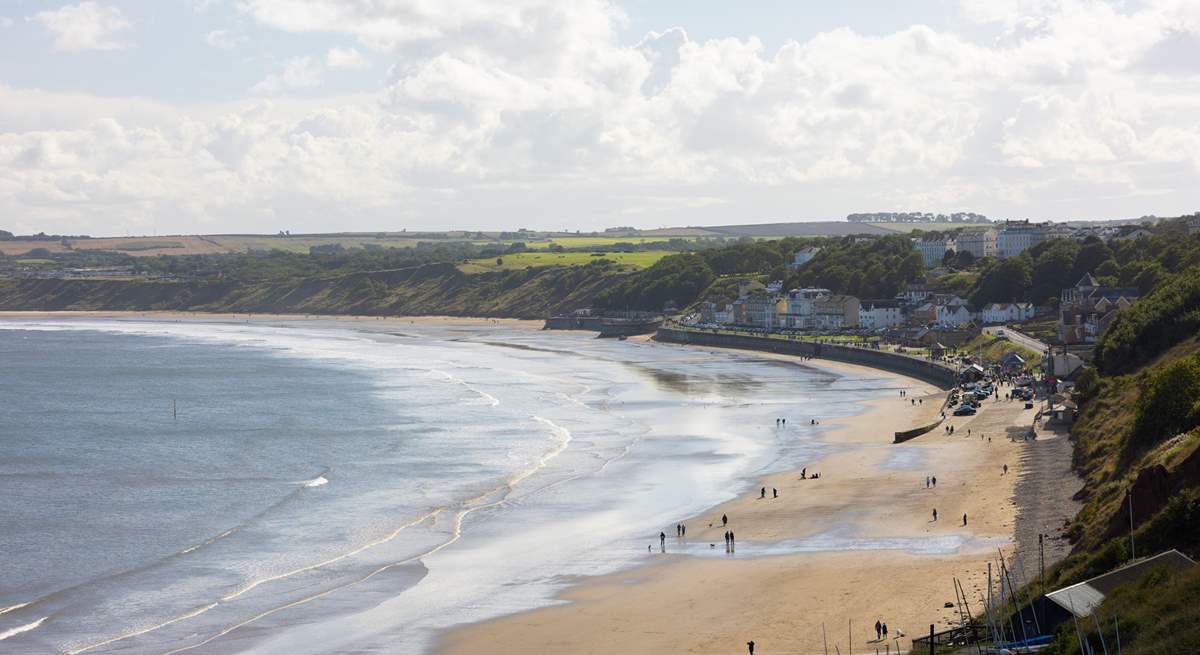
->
[814, 295, 861, 330]
[858, 300, 903, 329]
[780, 288, 831, 329]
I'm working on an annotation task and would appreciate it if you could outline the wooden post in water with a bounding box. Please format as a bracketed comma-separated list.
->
[928, 624, 935, 655]
[173, 399, 177, 420]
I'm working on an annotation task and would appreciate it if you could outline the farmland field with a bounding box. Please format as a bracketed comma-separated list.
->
[457, 250, 670, 273]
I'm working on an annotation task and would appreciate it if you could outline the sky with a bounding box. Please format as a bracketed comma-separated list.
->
[1, 1, 1198, 236]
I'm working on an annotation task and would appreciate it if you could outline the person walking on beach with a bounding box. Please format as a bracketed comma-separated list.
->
[722, 513, 728, 527]
[875, 619, 882, 640]
[1003, 463, 1008, 475]
[746, 640, 755, 654]
[760, 487, 766, 499]
[772, 487, 778, 498]
[882, 623, 888, 640]
[932, 476, 937, 487]
[932, 508, 938, 521]
[963, 513, 968, 526]
[925, 476, 930, 488]
[681, 524, 686, 536]
[660, 532, 666, 549]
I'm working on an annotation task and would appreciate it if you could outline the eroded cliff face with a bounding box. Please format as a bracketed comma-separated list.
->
[0, 263, 627, 319]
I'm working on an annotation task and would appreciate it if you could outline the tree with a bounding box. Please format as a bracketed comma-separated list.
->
[1072, 236, 1115, 279]
[970, 256, 1032, 307]
[1030, 240, 1080, 303]
[496, 258, 503, 265]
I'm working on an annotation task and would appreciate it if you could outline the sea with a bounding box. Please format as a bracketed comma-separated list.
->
[0, 317, 903, 654]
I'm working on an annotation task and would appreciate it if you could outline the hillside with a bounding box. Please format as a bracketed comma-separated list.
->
[0, 262, 625, 319]
[1022, 264, 1200, 654]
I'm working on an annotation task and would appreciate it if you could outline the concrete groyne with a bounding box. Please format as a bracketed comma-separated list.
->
[654, 327, 958, 390]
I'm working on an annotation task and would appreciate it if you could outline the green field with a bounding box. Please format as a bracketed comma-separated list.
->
[458, 250, 670, 273]
[526, 236, 677, 248]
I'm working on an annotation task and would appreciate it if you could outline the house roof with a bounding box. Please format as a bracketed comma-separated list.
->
[1046, 550, 1197, 618]
[1075, 272, 1099, 288]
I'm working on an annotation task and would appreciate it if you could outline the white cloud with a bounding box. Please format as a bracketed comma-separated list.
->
[326, 47, 368, 70]
[31, 2, 131, 52]
[204, 29, 245, 50]
[1, 17, 15, 29]
[252, 57, 323, 94]
[4, 0, 1200, 235]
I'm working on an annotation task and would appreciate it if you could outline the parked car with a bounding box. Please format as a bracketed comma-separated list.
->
[953, 404, 977, 416]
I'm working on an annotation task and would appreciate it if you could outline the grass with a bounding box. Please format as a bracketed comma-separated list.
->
[955, 333, 1043, 369]
[1043, 566, 1200, 655]
[457, 250, 671, 273]
[1015, 317, 1058, 342]
[15, 258, 56, 265]
[209, 235, 432, 253]
[527, 236, 677, 249]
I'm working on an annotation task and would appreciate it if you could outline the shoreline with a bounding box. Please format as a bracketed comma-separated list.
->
[1, 312, 1077, 653]
[440, 339, 1066, 655]
[0, 310, 544, 329]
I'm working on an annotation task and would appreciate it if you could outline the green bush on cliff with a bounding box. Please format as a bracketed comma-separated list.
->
[594, 253, 714, 311]
[1097, 265, 1200, 374]
[1132, 353, 1200, 449]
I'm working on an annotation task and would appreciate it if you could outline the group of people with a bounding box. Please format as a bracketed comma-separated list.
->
[760, 486, 778, 499]
[774, 418, 787, 426]
[675, 523, 687, 536]
[874, 619, 890, 641]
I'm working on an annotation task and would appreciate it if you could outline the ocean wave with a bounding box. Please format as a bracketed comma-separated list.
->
[0, 603, 29, 616]
[507, 416, 573, 488]
[302, 475, 328, 488]
[0, 616, 47, 642]
[430, 369, 501, 407]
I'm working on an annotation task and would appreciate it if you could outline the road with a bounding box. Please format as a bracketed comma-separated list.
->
[983, 325, 1051, 355]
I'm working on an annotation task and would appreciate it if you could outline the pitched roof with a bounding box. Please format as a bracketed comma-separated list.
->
[1046, 550, 1197, 618]
[1075, 272, 1099, 288]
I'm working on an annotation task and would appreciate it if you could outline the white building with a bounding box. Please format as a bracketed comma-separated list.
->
[916, 235, 956, 267]
[997, 220, 1047, 258]
[955, 228, 997, 259]
[981, 302, 1035, 324]
[859, 301, 904, 329]
[789, 246, 822, 271]
[936, 304, 974, 326]
[781, 288, 830, 329]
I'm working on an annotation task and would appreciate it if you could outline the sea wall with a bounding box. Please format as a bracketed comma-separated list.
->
[654, 327, 958, 390]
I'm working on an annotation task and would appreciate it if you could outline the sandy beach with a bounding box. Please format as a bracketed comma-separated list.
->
[442, 351, 1066, 655]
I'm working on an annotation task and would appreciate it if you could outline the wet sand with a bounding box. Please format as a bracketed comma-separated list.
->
[441, 355, 1062, 655]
